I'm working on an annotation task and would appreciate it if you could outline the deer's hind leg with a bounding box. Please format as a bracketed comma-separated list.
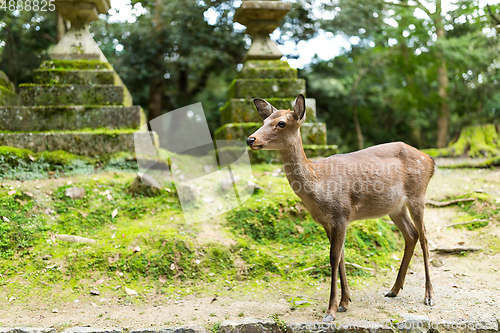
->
[407, 199, 434, 306]
[385, 207, 419, 298]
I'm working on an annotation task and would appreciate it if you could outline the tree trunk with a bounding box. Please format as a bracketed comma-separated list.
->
[436, 59, 449, 148]
[146, 0, 165, 122]
[434, 9, 450, 148]
[352, 99, 364, 150]
[148, 80, 164, 121]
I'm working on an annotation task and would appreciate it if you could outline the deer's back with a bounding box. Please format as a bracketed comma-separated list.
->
[305, 142, 434, 222]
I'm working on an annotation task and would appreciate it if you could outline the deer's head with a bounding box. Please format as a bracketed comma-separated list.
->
[247, 94, 306, 150]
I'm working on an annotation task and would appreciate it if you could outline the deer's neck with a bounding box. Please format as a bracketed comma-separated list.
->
[278, 132, 313, 184]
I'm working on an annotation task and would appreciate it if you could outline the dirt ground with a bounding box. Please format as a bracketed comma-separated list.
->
[1, 163, 500, 328]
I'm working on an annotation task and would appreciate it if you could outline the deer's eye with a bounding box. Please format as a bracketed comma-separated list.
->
[277, 121, 286, 128]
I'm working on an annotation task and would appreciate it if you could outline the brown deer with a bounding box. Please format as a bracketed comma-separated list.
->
[246, 94, 435, 322]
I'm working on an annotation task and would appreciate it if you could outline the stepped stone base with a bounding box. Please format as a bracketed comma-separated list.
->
[238, 60, 298, 79]
[33, 69, 116, 85]
[228, 78, 305, 99]
[19, 84, 131, 107]
[221, 97, 317, 124]
[0, 71, 19, 106]
[215, 122, 327, 146]
[0, 130, 156, 156]
[0, 106, 145, 132]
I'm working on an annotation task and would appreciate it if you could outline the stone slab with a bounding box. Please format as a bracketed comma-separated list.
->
[61, 328, 122, 333]
[19, 84, 130, 106]
[0, 329, 55, 333]
[0, 131, 155, 156]
[397, 314, 431, 333]
[286, 322, 336, 333]
[301, 122, 327, 145]
[0, 71, 19, 106]
[0, 86, 20, 106]
[0, 106, 145, 131]
[33, 69, 115, 85]
[237, 66, 297, 79]
[336, 321, 395, 333]
[220, 98, 317, 124]
[39, 60, 112, 70]
[130, 326, 208, 333]
[228, 78, 306, 99]
[214, 122, 327, 145]
[219, 318, 280, 333]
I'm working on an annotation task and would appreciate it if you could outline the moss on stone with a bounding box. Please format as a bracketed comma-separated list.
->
[39, 150, 96, 165]
[0, 105, 143, 132]
[228, 78, 306, 99]
[0, 71, 15, 92]
[301, 123, 327, 145]
[0, 146, 35, 166]
[33, 69, 115, 85]
[19, 84, 126, 106]
[423, 124, 500, 158]
[214, 122, 262, 141]
[238, 66, 297, 79]
[0, 86, 19, 106]
[220, 98, 317, 125]
[39, 60, 112, 70]
[243, 60, 293, 69]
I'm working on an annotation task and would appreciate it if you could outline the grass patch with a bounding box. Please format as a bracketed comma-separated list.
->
[0, 163, 405, 305]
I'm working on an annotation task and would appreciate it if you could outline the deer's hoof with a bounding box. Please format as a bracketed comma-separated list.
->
[337, 305, 347, 312]
[322, 314, 335, 322]
[384, 290, 397, 297]
[424, 297, 434, 306]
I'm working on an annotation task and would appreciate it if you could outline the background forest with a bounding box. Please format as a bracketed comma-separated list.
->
[1, 0, 500, 153]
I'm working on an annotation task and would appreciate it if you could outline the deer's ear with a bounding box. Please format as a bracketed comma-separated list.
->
[254, 98, 277, 121]
[293, 94, 306, 123]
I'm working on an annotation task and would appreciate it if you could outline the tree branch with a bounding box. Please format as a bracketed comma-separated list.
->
[385, 0, 433, 18]
[486, 3, 500, 26]
[384, 1, 416, 8]
[413, 0, 433, 18]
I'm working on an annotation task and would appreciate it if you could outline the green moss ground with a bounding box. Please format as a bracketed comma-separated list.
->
[0, 160, 408, 307]
[0, 145, 140, 179]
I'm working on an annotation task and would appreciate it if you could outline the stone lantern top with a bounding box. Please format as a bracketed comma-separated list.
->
[54, 0, 111, 27]
[50, 0, 112, 61]
[234, 0, 291, 61]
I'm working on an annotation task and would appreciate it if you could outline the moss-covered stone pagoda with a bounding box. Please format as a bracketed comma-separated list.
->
[214, 0, 337, 163]
[0, 0, 151, 156]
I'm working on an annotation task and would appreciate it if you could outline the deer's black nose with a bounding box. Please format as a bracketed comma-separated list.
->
[246, 137, 256, 147]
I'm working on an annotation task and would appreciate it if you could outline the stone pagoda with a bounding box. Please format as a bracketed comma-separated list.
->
[214, 0, 337, 162]
[0, 0, 151, 156]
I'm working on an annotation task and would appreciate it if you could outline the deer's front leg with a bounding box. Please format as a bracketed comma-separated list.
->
[338, 249, 350, 312]
[323, 225, 347, 322]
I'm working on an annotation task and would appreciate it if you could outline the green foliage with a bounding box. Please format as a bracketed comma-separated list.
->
[423, 124, 500, 158]
[299, 0, 500, 151]
[0, 10, 56, 87]
[90, 0, 246, 130]
[209, 321, 221, 333]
